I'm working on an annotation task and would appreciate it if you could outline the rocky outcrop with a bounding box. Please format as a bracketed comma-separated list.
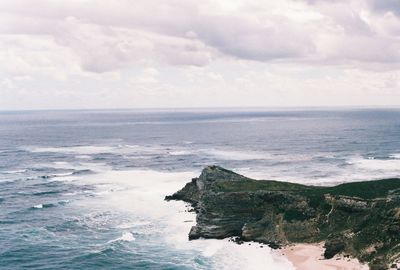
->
[166, 166, 400, 269]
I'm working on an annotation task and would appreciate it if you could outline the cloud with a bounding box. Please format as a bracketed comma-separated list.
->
[193, 14, 316, 61]
[369, 0, 400, 16]
[0, 0, 400, 110]
[0, 1, 215, 74]
[1, 0, 400, 74]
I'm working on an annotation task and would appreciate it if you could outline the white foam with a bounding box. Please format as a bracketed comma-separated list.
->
[119, 232, 135, 242]
[168, 150, 192, 156]
[75, 155, 92, 159]
[75, 170, 196, 219]
[72, 169, 294, 269]
[168, 148, 272, 160]
[123, 144, 163, 153]
[58, 200, 70, 204]
[210, 240, 294, 270]
[24, 144, 165, 156]
[204, 149, 270, 161]
[118, 232, 136, 242]
[35, 161, 111, 174]
[115, 221, 151, 229]
[53, 176, 80, 182]
[106, 232, 136, 244]
[348, 156, 400, 171]
[390, 153, 400, 159]
[2, 169, 27, 174]
[64, 191, 80, 196]
[26, 146, 115, 154]
[53, 172, 74, 177]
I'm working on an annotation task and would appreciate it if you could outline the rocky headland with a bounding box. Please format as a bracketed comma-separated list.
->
[166, 166, 400, 270]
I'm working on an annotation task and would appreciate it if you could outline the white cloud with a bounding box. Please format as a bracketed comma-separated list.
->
[0, 0, 399, 109]
[2, 0, 400, 70]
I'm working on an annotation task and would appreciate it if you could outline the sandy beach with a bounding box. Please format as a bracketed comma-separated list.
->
[280, 243, 369, 270]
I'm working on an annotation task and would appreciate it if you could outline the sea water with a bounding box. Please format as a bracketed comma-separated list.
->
[1, 108, 400, 269]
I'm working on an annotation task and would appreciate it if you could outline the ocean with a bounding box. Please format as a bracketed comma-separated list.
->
[1, 108, 400, 269]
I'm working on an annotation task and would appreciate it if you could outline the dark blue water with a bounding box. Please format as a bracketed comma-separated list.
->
[1, 109, 400, 269]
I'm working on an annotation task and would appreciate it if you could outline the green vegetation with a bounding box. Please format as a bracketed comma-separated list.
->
[212, 179, 313, 192]
[326, 178, 400, 199]
[213, 176, 400, 200]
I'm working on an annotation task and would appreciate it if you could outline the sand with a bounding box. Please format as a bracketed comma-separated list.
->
[280, 243, 369, 270]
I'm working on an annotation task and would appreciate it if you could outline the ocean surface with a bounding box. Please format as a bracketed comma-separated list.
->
[1, 108, 400, 270]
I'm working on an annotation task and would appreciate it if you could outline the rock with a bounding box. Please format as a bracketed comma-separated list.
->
[370, 262, 388, 270]
[324, 238, 346, 259]
[166, 166, 400, 268]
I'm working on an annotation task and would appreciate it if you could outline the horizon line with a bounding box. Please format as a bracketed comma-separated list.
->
[1, 105, 400, 113]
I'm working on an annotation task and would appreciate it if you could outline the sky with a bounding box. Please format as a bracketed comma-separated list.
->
[1, 0, 400, 110]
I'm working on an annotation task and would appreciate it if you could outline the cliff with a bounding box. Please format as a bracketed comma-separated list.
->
[166, 166, 400, 270]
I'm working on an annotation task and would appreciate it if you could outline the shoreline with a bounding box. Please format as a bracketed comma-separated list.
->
[167, 166, 400, 268]
[279, 243, 369, 270]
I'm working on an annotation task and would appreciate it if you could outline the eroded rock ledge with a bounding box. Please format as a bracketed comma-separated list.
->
[166, 166, 400, 270]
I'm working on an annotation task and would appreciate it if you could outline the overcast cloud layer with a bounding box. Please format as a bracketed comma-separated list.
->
[1, 0, 400, 109]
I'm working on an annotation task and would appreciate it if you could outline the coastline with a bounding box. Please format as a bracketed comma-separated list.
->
[280, 243, 369, 270]
[166, 166, 400, 269]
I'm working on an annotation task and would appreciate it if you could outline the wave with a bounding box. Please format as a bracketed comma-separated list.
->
[24, 143, 275, 163]
[390, 153, 400, 159]
[24, 145, 115, 155]
[168, 150, 192, 156]
[23, 144, 279, 166]
[167, 148, 271, 161]
[58, 200, 70, 205]
[206, 149, 270, 161]
[63, 191, 80, 196]
[31, 172, 76, 182]
[348, 156, 400, 173]
[74, 169, 294, 270]
[32, 162, 110, 177]
[107, 232, 136, 244]
[31, 200, 69, 210]
[23, 144, 162, 156]
[72, 169, 93, 175]
[33, 190, 62, 196]
[32, 203, 54, 209]
[115, 221, 151, 229]
[1, 169, 27, 174]
[202, 240, 294, 270]
[75, 155, 92, 159]
[36, 170, 94, 183]
[38, 172, 75, 179]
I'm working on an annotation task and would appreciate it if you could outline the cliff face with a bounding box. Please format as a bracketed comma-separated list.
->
[166, 166, 400, 270]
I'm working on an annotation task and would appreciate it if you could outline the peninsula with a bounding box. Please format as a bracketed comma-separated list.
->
[166, 166, 400, 270]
